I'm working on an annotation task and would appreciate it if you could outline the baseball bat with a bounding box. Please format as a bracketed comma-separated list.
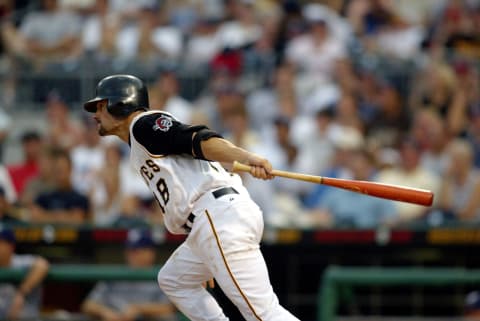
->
[232, 161, 434, 206]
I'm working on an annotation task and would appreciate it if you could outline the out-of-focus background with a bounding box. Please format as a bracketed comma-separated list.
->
[0, 0, 480, 320]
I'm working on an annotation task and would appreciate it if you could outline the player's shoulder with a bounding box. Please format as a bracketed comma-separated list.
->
[131, 111, 177, 139]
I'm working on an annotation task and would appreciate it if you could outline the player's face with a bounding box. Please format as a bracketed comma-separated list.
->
[93, 100, 119, 136]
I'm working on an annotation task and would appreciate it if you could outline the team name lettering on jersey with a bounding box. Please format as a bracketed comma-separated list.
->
[139, 159, 170, 213]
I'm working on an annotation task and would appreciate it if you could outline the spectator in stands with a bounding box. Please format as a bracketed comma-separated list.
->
[413, 109, 451, 176]
[285, 5, 347, 85]
[436, 139, 480, 223]
[303, 125, 363, 209]
[44, 91, 82, 150]
[136, 4, 183, 63]
[89, 142, 123, 226]
[82, 229, 176, 321]
[82, 0, 120, 59]
[216, 0, 262, 50]
[71, 115, 105, 196]
[246, 64, 298, 131]
[30, 148, 89, 224]
[12, 0, 83, 66]
[0, 229, 49, 319]
[307, 149, 397, 228]
[366, 80, 410, 148]
[149, 71, 194, 123]
[7, 131, 43, 197]
[377, 138, 440, 223]
[0, 186, 20, 225]
[184, 17, 222, 65]
[21, 146, 55, 208]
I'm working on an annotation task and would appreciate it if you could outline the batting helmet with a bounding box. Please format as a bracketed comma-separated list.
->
[84, 74, 149, 117]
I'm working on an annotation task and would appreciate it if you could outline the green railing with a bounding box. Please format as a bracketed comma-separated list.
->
[318, 266, 480, 321]
[0, 264, 161, 281]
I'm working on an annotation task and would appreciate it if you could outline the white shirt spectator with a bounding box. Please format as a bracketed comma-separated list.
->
[119, 161, 152, 200]
[20, 9, 81, 47]
[375, 26, 424, 60]
[185, 27, 221, 64]
[150, 26, 183, 59]
[163, 96, 193, 124]
[70, 145, 105, 195]
[216, 20, 262, 49]
[116, 24, 183, 60]
[286, 34, 346, 80]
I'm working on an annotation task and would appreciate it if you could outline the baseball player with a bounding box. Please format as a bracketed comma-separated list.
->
[83, 75, 300, 321]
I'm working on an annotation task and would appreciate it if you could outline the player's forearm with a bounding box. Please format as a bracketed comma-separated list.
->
[52, 210, 86, 224]
[18, 257, 49, 295]
[82, 301, 117, 319]
[200, 137, 253, 164]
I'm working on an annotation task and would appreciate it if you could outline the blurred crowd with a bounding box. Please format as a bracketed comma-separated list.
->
[0, 0, 479, 230]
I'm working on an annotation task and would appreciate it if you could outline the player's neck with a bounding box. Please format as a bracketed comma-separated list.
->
[116, 111, 144, 143]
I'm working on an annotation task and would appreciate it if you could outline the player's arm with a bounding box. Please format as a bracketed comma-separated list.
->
[123, 302, 176, 320]
[18, 257, 49, 296]
[198, 136, 273, 180]
[8, 257, 50, 319]
[82, 300, 121, 320]
[132, 113, 273, 179]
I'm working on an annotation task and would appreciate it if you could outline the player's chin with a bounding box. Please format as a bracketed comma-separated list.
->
[98, 126, 108, 136]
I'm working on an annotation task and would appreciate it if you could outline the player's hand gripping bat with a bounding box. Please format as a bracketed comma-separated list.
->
[232, 161, 434, 206]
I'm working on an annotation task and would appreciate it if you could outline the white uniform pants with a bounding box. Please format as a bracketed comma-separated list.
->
[157, 188, 300, 321]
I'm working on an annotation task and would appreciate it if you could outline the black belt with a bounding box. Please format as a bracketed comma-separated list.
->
[212, 186, 239, 199]
[182, 187, 239, 232]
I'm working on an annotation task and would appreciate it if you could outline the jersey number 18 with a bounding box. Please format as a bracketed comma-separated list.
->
[140, 159, 170, 212]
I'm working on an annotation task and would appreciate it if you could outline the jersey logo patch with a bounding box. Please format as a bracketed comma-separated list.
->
[153, 115, 173, 132]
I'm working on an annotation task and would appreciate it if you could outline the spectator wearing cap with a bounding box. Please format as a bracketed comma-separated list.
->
[6, 131, 43, 197]
[82, 229, 175, 321]
[0, 229, 49, 319]
[31, 148, 89, 224]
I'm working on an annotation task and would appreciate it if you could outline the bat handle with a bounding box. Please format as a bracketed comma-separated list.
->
[232, 161, 252, 173]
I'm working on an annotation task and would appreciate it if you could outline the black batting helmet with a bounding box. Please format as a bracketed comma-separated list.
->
[84, 74, 149, 117]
